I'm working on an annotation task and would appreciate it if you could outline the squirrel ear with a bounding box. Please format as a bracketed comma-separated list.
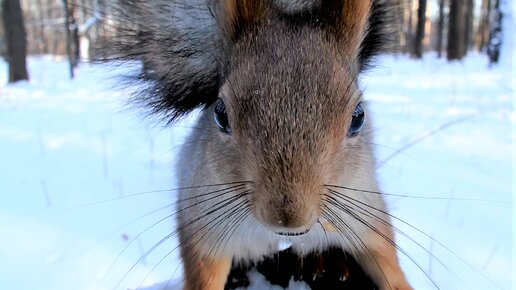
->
[218, 0, 372, 54]
[218, 0, 267, 39]
[321, 0, 372, 53]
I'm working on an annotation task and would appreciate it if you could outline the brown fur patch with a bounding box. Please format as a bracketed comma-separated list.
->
[182, 253, 232, 290]
[341, 1, 372, 35]
[324, 0, 373, 53]
[220, 0, 372, 54]
[219, 0, 267, 38]
[343, 1, 372, 50]
[360, 223, 413, 290]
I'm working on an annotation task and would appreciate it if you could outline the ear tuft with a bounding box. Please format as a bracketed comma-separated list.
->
[339, 1, 372, 38]
[219, 0, 267, 39]
[322, 0, 373, 55]
[359, 0, 400, 70]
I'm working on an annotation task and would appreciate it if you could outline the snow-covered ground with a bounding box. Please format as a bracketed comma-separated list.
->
[0, 51, 512, 290]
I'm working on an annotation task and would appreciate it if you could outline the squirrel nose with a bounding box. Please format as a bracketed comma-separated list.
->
[257, 194, 315, 233]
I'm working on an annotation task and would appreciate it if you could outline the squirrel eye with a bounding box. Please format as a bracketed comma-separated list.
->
[214, 99, 231, 133]
[348, 103, 365, 137]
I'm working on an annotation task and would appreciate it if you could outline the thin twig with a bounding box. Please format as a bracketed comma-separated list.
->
[378, 115, 476, 168]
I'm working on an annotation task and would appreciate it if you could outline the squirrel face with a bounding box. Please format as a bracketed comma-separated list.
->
[216, 19, 367, 235]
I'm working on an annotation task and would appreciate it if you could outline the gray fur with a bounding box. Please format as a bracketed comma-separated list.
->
[273, 0, 322, 13]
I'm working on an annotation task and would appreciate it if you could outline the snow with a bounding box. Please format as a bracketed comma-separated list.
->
[364, 53, 512, 290]
[0, 51, 512, 290]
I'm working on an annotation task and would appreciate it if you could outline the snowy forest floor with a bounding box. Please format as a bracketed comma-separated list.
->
[0, 53, 512, 290]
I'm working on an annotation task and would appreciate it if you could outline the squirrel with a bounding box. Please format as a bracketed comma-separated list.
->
[108, 1, 412, 289]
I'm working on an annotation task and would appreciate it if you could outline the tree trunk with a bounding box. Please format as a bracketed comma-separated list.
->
[412, 0, 427, 58]
[2, 0, 29, 83]
[71, 2, 80, 67]
[404, 0, 415, 54]
[447, 0, 466, 60]
[476, 0, 491, 51]
[487, 0, 503, 64]
[36, 0, 48, 54]
[47, 0, 57, 55]
[63, 0, 74, 78]
[463, 0, 475, 55]
[436, 0, 446, 57]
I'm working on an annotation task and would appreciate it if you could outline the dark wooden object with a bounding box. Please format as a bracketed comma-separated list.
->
[2, 0, 29, 83]
[225, 247, 378, 290]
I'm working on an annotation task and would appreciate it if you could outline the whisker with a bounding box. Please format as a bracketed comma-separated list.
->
[363, 141, 414, 157]
[320, 203, 392, 289]
[320, 208, 362, 258]
[325, 196, 440, 289]
[175, 184, 247, 204]
[325, 184, 510, 203]
[321, 205, 392, 290]
[153, 137, 214, 161]
[97, 186, 248, 289]
[101, 185, 247, 240]
[189, 197, 250, 258]
[109, 190, 250, 290]
[316, 219, 329, 245]
[162, 264, 182, 290]
[72, 181, 252, 210]
[136, 199, 250, 289]
[209, 203, 252, 259]
[328, 188, 504, 290]
[136, 198, 250, 288]
[327, 191, 468, 289]
[169, 125, 219, 132]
